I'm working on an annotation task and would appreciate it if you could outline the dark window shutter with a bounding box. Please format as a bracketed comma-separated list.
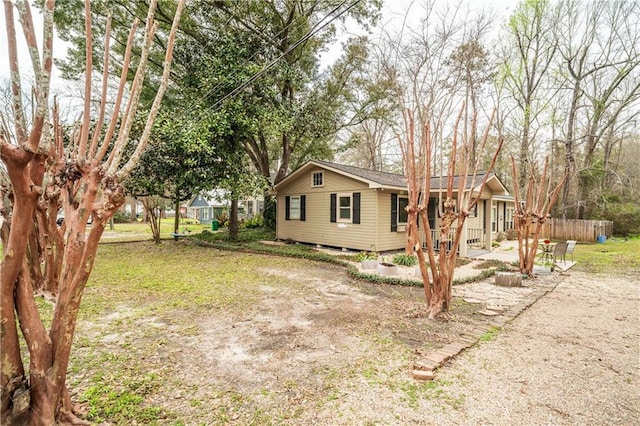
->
[285, 196, 290, 220]
[416, 193, 420, 228]
[330, 193, 337, 223]
[503, 202, 507, 231]
[352, 192, 361, 224]
[391, 193, 398, 232]
[483, 200, 487, 231]
[300, 195, 306, 221]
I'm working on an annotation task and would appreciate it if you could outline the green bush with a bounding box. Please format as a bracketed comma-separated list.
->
[602, 203, 640, 237]
[215, 211, 229, 228]
[113, 211, 130, 223]
[392, 253, 417, 266]
[241, 213, 264, 229]
[355, 251, 378, 262]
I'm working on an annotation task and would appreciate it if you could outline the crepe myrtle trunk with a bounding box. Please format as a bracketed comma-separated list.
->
[398, 107, 502, 319]
[0, 0, 184, 422]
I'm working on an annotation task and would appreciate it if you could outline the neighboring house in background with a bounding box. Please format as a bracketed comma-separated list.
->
[188, 191, 228, 225]
[272, 160, 515, 255]
[188, 190, 265, 225]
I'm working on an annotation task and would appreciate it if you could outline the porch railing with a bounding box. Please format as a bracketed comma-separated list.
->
[420, 227, 486, 252]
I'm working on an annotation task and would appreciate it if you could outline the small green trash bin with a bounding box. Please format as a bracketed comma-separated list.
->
[211, 220, 219, 231]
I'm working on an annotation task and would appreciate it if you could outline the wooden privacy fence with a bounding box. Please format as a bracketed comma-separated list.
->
[539, 219, 614, 243]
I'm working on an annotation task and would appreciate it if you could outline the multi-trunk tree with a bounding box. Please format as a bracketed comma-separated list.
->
[398, 107, 503, 319]
[511, 157, 566, 277]
[0, 0, 183, 422]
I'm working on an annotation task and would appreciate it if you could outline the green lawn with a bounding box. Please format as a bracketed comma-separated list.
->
[572, 236, 640, 274]
[102, 220, 210, 239]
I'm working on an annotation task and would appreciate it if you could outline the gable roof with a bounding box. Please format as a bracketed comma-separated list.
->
[274, 160, 510, 195]
[187, 190, 229, 208]
[314, 160, 407, 188]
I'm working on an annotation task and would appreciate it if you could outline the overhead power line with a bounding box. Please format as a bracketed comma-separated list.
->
[206, 0, 362, 114]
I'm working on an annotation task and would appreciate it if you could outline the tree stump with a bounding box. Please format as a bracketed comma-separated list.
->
[494, 272, 523, 287]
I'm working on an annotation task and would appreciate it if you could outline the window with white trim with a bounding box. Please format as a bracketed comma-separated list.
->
[506, 207, 514, 229]
[398, 196, 409, 224]
[289, 196, 301, 220]
[312, 171, 324, 187]
[338, 193, 352, 222]
[491, 206, 497, 232]
[203, 208, 209, 220]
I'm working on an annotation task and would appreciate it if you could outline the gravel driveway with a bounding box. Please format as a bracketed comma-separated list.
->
[430, 270, 639, 425]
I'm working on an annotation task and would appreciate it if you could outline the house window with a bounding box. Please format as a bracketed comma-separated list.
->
[469, 203, 478, 218]
[338, 193, 351, 222]
[398, 196, 409, 224]
[506, 207, 514, 229]
[491, 207, 497, 232]
[248, 201, 254, 215]
[289, 196, 301, 220]
[203, 208, 209, 220]
[312, 171, 324, 187]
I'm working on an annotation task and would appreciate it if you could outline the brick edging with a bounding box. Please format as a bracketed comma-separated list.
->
[412, 277, 562, 380]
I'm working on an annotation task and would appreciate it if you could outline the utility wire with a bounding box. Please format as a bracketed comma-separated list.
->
[205, 0, 360, 114]
[188, 1, 331, 109]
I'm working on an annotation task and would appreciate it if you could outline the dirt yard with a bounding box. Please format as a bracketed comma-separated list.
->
[69, 248, 639, 425]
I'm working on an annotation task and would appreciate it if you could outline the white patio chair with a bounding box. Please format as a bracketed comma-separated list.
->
[566, 240, 577, 262]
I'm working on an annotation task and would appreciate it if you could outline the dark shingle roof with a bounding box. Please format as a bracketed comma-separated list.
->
[314, 160, 406, 188]
[314, 160, 494, 191]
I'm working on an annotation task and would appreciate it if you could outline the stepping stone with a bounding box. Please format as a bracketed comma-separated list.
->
[413, 370, 435, 381]
[478, 309, 500, 316]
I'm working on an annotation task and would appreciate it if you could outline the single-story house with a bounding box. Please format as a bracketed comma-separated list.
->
[188, 190, 264, 225]
[272, 160, 515, 256]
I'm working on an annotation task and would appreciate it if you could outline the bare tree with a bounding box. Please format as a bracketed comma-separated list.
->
[498, 0, 558, 191]
[555, 0, 640, 219]
[511, 157, 566, 277]
[398, 106, 503, 319]
[140, 196, 165, 244]
[0, 0, 184, 422]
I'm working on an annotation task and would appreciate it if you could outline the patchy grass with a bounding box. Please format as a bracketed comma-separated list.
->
[479, 327, 501, 342]
[81, 241, 307, 319]
[572, 237, 640, 274]
[473, 259, 509, 270]
[61, 240, 487, 424]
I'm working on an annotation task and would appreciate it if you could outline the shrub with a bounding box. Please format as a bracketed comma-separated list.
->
[241, 213, 264, 229]
[392, 253, 417, 266]
[495, 232, 506, 242]
[355, 251, 378, 262]
[215, 211, 229, 228]
[505, 228, 518, 240]
[112, 211, 130, 223]
[602, 203, 640, 237]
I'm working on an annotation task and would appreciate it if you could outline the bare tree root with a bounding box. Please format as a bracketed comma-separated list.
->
[57, 410, 91, 426]
[56, 386, 89, 425]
